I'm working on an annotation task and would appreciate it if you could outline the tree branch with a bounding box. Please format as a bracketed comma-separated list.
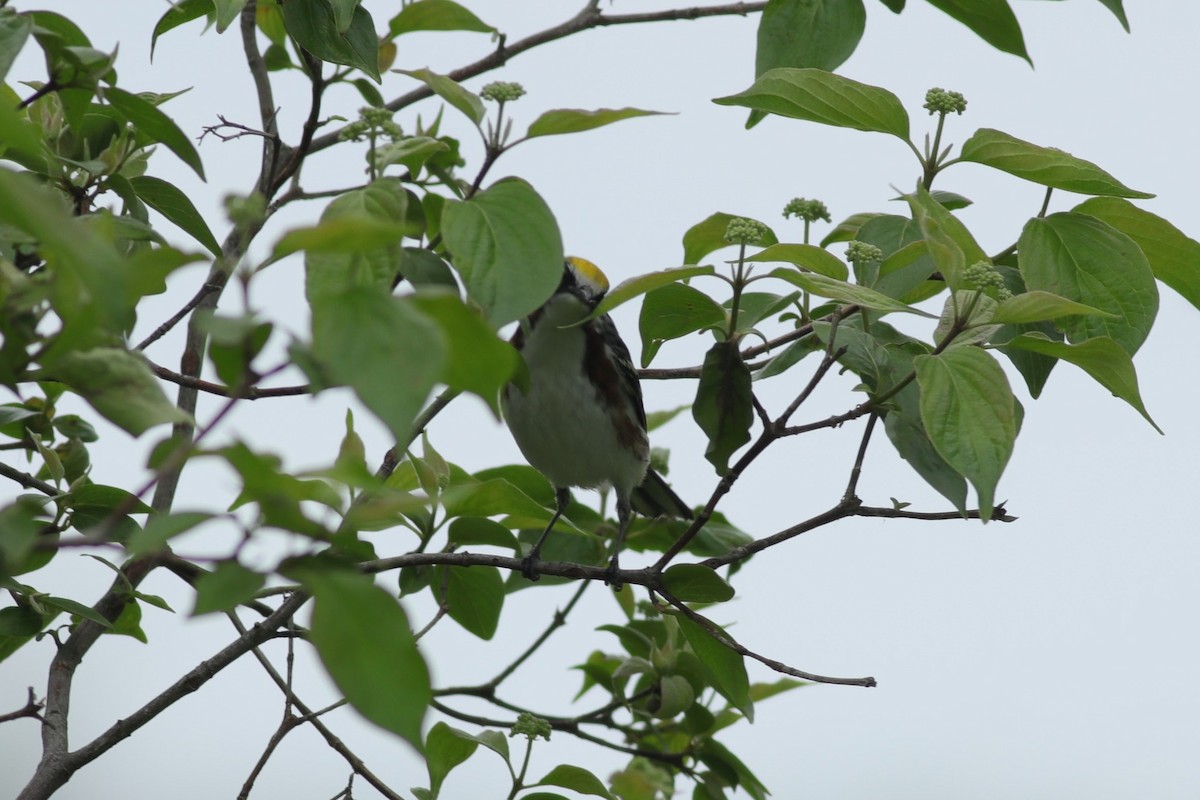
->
[0, 461, 57, 496]
[18, 592, 308, 800]
[658, 589, 876, 687]
[303, 2, 767, 158]
[228, 610, 406, 800]
[0, 688, 44, 725]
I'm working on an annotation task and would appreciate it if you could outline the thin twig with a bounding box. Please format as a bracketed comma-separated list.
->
[0, 461, 57, 496]
[0, 688, 45, 725]
[428, 699, 686, 767]
[148, 360, 310, 399]
[658, 589, 876, 687]
[842, 412, 879, 501]
[303, 2, 767, 158]
[228, 610, 405, 800]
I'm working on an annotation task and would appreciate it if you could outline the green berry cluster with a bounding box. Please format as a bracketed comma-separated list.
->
[923, 87, 967, 116]
[963, 260, 1012, 300]
[844, 240, 883, 264]
[782, 197, 831, 223]
[338, 107, 403, 142]
[480, 81, 526, 103]
[509, 712, 552, 741]
[724, 217, 769, 245]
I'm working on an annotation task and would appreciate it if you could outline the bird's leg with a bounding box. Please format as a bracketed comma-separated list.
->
[522, 486, 570, 581]
[604, 494, 633, 590]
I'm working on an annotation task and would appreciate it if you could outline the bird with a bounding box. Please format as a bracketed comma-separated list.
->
[503, 257, 693, 587]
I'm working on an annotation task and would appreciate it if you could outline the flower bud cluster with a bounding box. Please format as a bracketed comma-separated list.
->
[923, 87, 967, 116]
[338, 107, 403, 142]
[844, 240, 883, 264]
[782, 197, 831, 224]
[724, 217, 769, 245]
[963, 260, 1013, 300]
[481, 81, 526, 103]
[510, 712, 552, 741]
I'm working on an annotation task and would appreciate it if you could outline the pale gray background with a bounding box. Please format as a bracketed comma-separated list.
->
[2, 2, 1198, 798]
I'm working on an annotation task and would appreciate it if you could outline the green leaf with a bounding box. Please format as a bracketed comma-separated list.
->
[447, 517, 518, 549]
[820, 211, 883, 247]
[441, 178, 563, 325]
[1018, 212, 1158, 355]
[126, 511, 211, 555]
[714, 68, 909, 139]
[675, 613, 752, 719]
[990, 290, 1114, 325]
[0, 8, 33, 83]
[277, 215, 407, 262]
[924, 0, 1030, 63]
[192, 560, 264, 615]
[0, 169, 132, 342]
[425, 721, 479, 799]
[328, 0, 357, 33]
[43, 595, 111, 627]
[107, 599, 147, 643]
[310, 286, 445, 443]
[754, 0, 867, 121]
[151, 0, 211, 56]
[959, 128, 1151, 199]
[767, 268, 934, 316]
[697, 740, 770, 800]
[662, 564, 734, 603]
[299, 179, 408, 291]
[638, 282, 725, 367]
[537, 764, 613, 799]
[693, 341, 753, 474]
[396, 68, 484, 125]
[389, 0, 495, 37]
[749, 677, 809, 701]
[927, 190, 974, 211]
[214, 0, 248, 32]
[282, 0, 381, 82]
[442, 478, 559, 529]
[1092, 0, 1129, 31]
[408, 292, 519, 413]
[598, 624, 653, 659]
[682, 212, 777, 265]
[744, 243, 848, 280]
[375, 136, 449, 176]
[438, 565, 504, 640]
[592, 264, 716, 321]
[129, 175, 222, 257]
[1001, 333, 1159, 431]
[1073, 197, 1200, 313]
[50, 347, 190, 436]
[285, 562, 430, 749]
[915, 347, 1017, 521]
[68, 484, 153, 515]
[905, 183, 988, 290]
[104, 87, 205, 179]
[526, 107, 666, 139]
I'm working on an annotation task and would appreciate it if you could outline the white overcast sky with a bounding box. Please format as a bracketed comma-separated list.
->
[3, 2, 1200, 799]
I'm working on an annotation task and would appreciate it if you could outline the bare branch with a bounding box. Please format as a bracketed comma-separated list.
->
[229, 611, 405, 800]
[18, 592, 308, 800]
[147, 360, 310, 400]
[304, 2, 767, 158]
[0, 688, 44, 725]
[428, 699, 686, 767]
[0, 461, 57, 496]
[658, 589, 876, 687]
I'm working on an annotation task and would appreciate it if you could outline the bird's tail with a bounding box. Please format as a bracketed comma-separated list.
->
[630, 468, 693, 520]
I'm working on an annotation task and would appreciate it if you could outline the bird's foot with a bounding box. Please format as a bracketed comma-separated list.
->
[603, 556, 623, 591]
[520, 553, 542, 582]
